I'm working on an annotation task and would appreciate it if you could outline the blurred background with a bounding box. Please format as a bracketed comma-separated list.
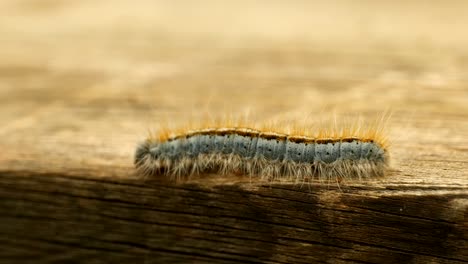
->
[0, 1, 467, 179]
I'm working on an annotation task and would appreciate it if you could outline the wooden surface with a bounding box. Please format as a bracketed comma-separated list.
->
[0, 1, 467, 263]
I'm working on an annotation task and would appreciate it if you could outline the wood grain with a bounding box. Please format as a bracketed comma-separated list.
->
[0, 1, 467, 263]
[1, 171, 466, 263]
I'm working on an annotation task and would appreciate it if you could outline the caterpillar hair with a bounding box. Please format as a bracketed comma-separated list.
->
[134, 116, 390, 184]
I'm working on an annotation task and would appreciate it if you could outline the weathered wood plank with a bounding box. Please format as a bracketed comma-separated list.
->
[0, 171, 466, 263]
[0, 1, 467, 263]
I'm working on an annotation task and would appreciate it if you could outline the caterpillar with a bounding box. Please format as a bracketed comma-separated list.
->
[134, 118, 390, 183]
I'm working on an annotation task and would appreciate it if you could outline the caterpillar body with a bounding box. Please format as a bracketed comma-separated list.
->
[135, 123, 389, 183]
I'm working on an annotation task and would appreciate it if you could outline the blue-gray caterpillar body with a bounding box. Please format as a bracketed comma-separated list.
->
[135, 128, 389, 182]
[135, 128, 389, 180]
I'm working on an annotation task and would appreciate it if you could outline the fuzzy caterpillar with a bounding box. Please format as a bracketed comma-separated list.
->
[134, 119, 389, 183]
